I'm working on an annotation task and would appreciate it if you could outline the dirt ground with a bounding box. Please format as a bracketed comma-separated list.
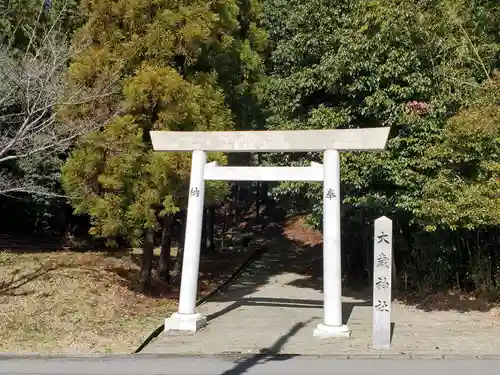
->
[0, 243, 255, 354]
[284, 215, 500, 316]
[1, 215, 499, 355]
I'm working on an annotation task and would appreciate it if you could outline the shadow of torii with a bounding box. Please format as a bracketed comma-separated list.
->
[207, 296, 371, 326]
[219, 318, 314, 375]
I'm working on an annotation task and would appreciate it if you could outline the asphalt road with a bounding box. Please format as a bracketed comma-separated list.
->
[1, 355, 500, 375]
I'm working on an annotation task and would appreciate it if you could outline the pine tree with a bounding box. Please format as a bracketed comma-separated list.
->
[62, 0, 267, 289]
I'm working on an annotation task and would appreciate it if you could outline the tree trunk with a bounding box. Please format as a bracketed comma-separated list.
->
[221, 205, 228, 250]
[399, 219, 414, 286]
[255, 154, 261, 224]
[206, 206, 216, 253]
[490, 230, 497, 287]
[201, 208, 207, 253]
[173, 210, 186, 275]
[159, 215, 173, 283]
[234, 183, 240, 222]
[138, 228, 155, 292]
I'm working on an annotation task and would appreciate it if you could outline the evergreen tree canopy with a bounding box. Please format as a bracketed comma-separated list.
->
[62, 0, 267, 246]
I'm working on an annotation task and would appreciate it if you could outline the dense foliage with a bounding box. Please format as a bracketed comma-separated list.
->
[262, 0, 500, 291]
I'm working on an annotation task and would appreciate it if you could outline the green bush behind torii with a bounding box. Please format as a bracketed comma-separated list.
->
[261, 0, 500, 291]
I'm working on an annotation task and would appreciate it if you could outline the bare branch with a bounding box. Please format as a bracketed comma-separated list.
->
[0, 112, 118, 164]
[0, 170, 65, 198]
[0, 37, 120, 156]
[0, 4, 121, 197]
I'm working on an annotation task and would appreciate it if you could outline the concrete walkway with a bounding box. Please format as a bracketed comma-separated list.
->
[143, 238, 500, 356]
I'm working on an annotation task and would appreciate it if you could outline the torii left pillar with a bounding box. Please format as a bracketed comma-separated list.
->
[164, 150, 208, 332]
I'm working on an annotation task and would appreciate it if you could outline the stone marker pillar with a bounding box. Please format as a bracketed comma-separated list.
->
[164, 150, 207, 332]
[372, 216, 393, 349]
[313, 149, 351, 338]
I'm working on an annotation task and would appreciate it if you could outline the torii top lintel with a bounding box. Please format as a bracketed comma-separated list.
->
[149, 127, 390, 153]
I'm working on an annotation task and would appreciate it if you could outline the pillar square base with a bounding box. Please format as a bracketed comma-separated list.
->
[313, 323, 351, 338]
[164, 312, 207, 333]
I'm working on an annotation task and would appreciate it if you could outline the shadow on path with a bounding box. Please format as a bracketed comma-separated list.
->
[204, 211, 491, 315]
[219, 319, 313, 375]
[207, 297, 371, 326]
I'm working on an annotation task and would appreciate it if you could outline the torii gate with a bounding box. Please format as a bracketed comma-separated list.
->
[150, 127, 390, 338]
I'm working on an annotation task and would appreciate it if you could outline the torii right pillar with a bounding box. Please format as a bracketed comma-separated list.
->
[313, 149, 351, 338]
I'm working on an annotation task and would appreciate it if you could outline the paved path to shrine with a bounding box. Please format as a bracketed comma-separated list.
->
[143, 237, 500, 357]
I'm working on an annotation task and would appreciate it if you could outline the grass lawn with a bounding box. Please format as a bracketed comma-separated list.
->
[0, 243, 255, 354]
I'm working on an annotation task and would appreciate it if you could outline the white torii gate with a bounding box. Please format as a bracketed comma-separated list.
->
[150, 127, 390, 338]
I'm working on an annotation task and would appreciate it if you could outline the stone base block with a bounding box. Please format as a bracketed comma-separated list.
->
[313, 323, 351, 338]
[164, 312, 207, 333]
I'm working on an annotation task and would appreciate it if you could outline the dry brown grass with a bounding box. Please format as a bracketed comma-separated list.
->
[0, 245, 252, 354]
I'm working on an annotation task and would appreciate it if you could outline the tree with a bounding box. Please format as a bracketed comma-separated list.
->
[0, 0, 81, 50]
[0, 0, 101, 238]
[0, 32, 116, 196]
[62, 0, 267, 289]
[416, 75, 500, 292]
[419, 75, 500, 231]
[0, 0, 116, 202]
[261, 0, 500, 289]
